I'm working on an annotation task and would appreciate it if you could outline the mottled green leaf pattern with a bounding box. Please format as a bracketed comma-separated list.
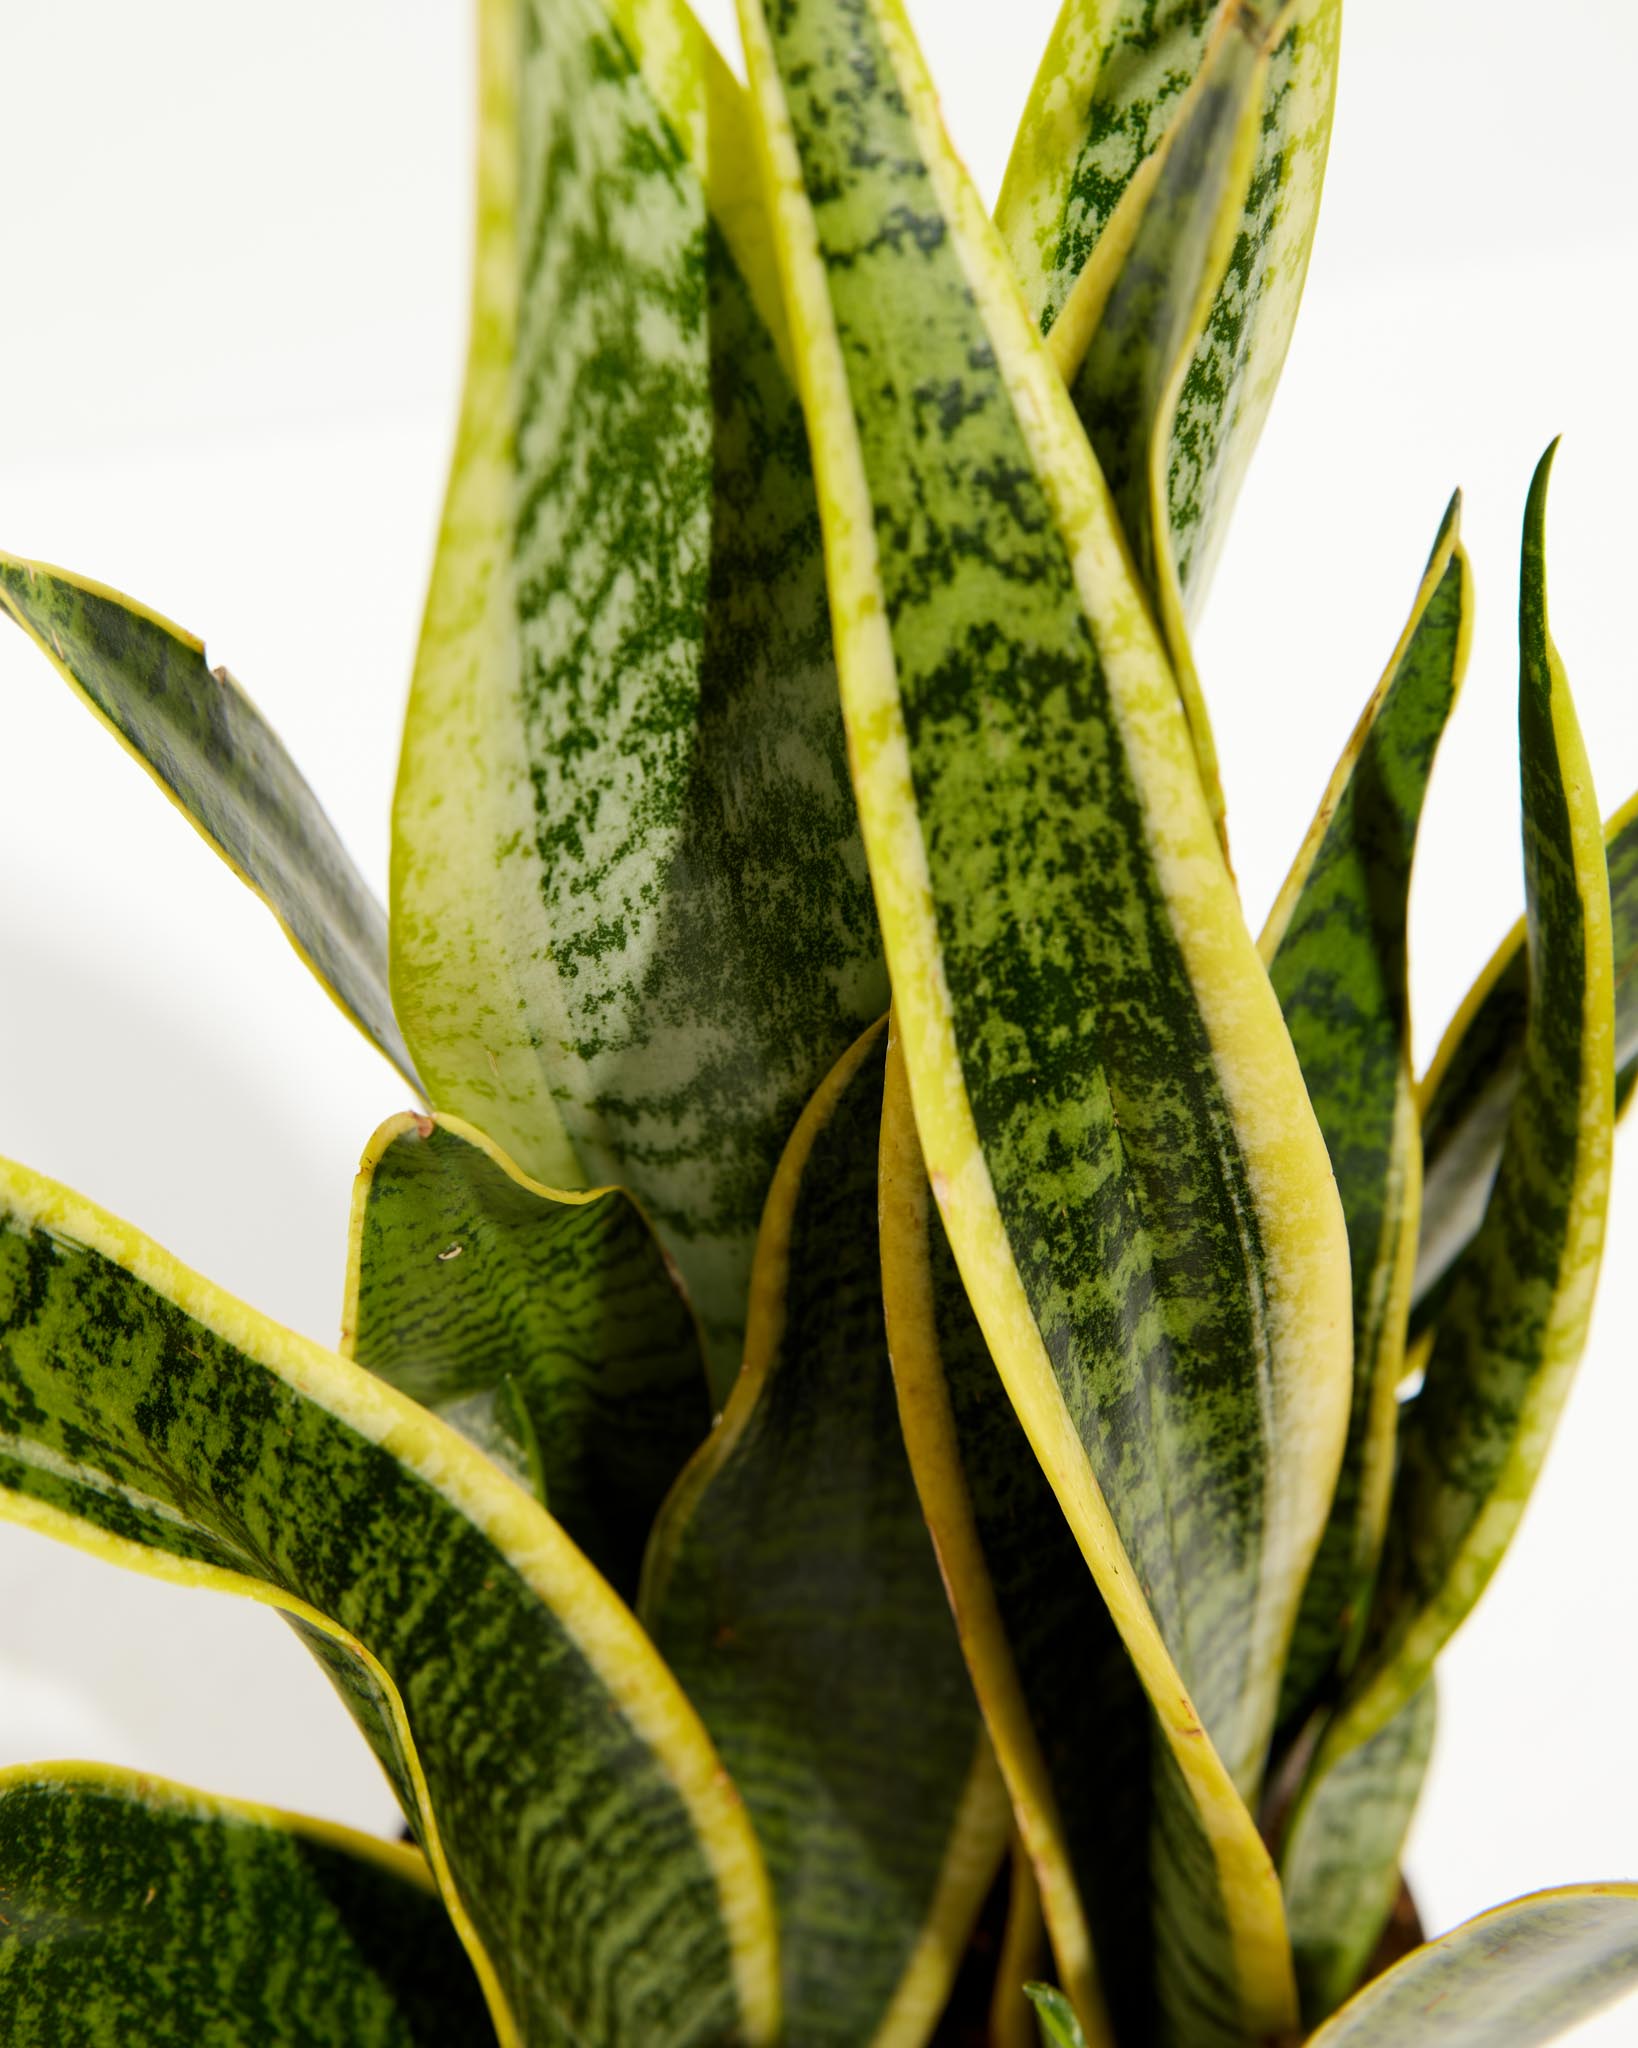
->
[1416, 789, 1638, 1317]
[391, 0, 885, 1395]
[0, 1766, 494, 2048]
[883, 1032, 1246, 2048]
[0, 1156, 777, 2048]
[1307, 1885, 1638, 2047]
[1263, 500, 1469, 1732]
[740, 0, 1353, 2034]
[1001, 0, 1342, 628]
[644, 1022, 1006, 2046]
[0, 558, 416, 1087]
[1278, 1682, 1436, 2024]
[344, 1110, 710, 1602]
[1312, 445, 1614, 1796]
[997, 0, 1219, 326]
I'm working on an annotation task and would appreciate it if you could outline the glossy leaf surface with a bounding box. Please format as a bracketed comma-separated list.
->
[1416, 789, 1638, 1315]
[644, 1021, 1005, 2046]
[1263, 499, 1469, 1731]
[884, 1030, 1234, 2048]
[0, 1765, 493, 2047]
[391, 0, 885, 1393]
[0, 1155, 777, 2048]
[1314, 446, 1614, 1802]
[741, 0, 1352, 2033]
[344, 1110, 710, 1601]
[1307, 1886, 1638, 2047]
[0, 557, 416, 1087]
[1278, 1682, 1436, 2023]
[1001, 0, 1342, 626]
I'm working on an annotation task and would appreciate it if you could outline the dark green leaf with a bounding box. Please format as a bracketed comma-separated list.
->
[643, 1021, 1005, 2046]
[0, 558, 416, 1088]
[344, 1110, 711, 1601]
[0, 1765, 494, 2047]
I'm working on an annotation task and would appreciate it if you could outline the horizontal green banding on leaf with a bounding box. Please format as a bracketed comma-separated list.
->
[1264, 500, 1469, 1734]
[344, 1110, 710, 1602]
[881, 1031, 1141, 2047]
[1322, 445, 1615, 1775]
[1002, 0, 1342, 643]
[1278, 1682, 1436, 2025]
[1306, 1884, 1638, 2047]
[0, 1158, 777, 2048]
[0, 1764, 493, 2047]
[1416, 787, 1638, 1318]
[390, 0, 885, 1393]
[997, 0, 1219, 336]
[644, 1021, 1005, 2045]
[739, 0, 1358, 2036]
[1056, 9, 1271, 849]
[0, 558, 417, 1088]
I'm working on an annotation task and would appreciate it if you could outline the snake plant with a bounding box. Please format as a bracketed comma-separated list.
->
[1, 0, 1633, 2043]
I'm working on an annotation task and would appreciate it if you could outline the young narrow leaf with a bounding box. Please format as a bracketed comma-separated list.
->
[1047, 8, 1275, 847]
[1278, 1682, 1437, 2023]
[1000, 0, 1342, 621]
[643, 1021, 1006, 2047]
[1416, 789, 1638, 1316]
[0, 558, 416, 1088]
[1025, 1982, 1090, 2048]
[1262, 500, 1470, 1730]
[343, 1110, 711, 1603]
[991, 1844, 1051, 2048]
[1305, 1885, 1638, 2047]
[0, 1157, 778, 2048]
[1314, 444, 1615, 1785]
[391, 0, 885, 1392]
[0, 1765, 493, 2047]
[740, 2, 1351, 2034]
[882, 1029, 1238, 2048]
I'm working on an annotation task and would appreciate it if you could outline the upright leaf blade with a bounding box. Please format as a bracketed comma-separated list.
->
[0, 559, 416, 1087]
[343, 1110, 711, 1602]
[883, 1028, 1225, 2048]
[1306, 1885, 1638, 2047]
[0, 1765, 494, 2047]
[739, 0, 1353, 2036]
[1000, 0, 1342, 626]
[1047, 8, 1275, 846]
[391, 0, 886, 1392]
[0, 1157, 778, 2048]
[1277, 1682, 1436, 2022]
[1416, 789, 1638, 1317]
[643, 1021, 1006, 2047]
[1310, 445, 1615, 1828]
[1262, 499, 1470, 1731]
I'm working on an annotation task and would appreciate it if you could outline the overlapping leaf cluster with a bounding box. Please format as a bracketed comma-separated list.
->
[1, 1, 1634, 2044]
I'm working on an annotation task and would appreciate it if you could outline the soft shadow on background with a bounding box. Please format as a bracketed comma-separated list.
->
[1, 3, 1635, 2035]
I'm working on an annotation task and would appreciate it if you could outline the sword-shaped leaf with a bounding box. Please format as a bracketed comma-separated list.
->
[1415, 788, 1638, 1318]
[1262, 500, 1470, 1732]
[0, 1156, 778, 2048]
[883, 1028, 1226, 2048]
[1306, 1885, 1638, 2047]
[0, 1764, 494, 2047]
[0, 558, 416, 1088]
[740, 0, 1352, 2035]
[391, 0, 885, 1395]
[1026, 1982, 1089, 2048]
[999, 0, 1342, 629]
[1305, 444, 1614, 1872]
[1040, 8, 1281, 848]
[342, 1110, 711, 1601]
[1278, 1681, 1436, 2023]
[642, 1020, 1006, 2047]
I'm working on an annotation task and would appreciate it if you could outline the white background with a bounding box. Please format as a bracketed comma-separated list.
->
[1, 0, 1635, 2036]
